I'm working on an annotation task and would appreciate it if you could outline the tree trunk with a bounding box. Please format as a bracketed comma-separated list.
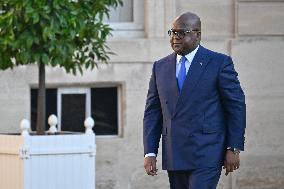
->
[36, 62, 46, 135]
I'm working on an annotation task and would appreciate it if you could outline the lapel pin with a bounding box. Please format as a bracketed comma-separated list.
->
[200, 62, 203, 66]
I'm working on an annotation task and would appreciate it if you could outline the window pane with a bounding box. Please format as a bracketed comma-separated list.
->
[91, 87, 118, 135]
[107, 0, 133, 22]
[61, 94, 86, 132]
[31, 89, 57, 131]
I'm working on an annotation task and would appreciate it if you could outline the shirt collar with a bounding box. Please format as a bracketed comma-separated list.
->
[176, 45, 200, 64]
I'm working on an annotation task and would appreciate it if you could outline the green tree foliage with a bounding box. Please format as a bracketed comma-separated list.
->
[0, 0, 122, 134]
[0, 0, 122, 74]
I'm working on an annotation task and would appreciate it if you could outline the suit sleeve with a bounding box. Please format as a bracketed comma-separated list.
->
[218, 56, 246, 151]
[143, 61, 163, 156]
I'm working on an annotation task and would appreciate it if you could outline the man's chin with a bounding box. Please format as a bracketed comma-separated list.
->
[172, 47, 183, 55]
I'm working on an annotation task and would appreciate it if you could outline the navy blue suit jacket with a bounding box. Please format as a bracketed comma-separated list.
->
[143, 45, 246, 170]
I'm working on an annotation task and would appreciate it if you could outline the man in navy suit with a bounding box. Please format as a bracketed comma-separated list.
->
[143, 12, 246, 189]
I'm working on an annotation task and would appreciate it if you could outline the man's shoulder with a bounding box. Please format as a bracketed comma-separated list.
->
[202, 46, 230, 60]
[155, 53, 175, 65]
[200, 46, 233, 69]
[156, 53, 176, 62]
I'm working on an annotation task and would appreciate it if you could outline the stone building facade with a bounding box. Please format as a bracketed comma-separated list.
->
[0, 0, 284, 188]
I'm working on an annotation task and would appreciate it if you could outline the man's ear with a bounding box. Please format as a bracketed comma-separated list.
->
[196, 31, 201, 40]
[196, 31, 201, 41]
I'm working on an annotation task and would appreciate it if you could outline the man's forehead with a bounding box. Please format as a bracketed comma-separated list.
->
[172, 21, 192, 30]
[172, 13, 200, 29]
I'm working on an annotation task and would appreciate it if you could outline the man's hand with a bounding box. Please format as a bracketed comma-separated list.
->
[223, 150, 240, 176]
[144, 156, 158, 176]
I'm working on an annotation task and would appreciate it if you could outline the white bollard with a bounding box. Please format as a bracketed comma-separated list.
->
[48, 114, 58, 134]
[84, 117, 95, 135]
[20, 119, 30, 136]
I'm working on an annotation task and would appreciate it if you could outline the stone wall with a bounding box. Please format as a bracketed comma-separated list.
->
[0, 0, 283, 188]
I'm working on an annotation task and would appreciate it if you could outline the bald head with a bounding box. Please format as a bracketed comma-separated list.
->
[174, 12, 201, 31]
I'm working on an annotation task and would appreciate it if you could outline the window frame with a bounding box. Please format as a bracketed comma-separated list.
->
[106, 0, 145, 38]
[29, 85, 123, 137]
[90, 84, 122, 138]
[57, 87, 91, 132]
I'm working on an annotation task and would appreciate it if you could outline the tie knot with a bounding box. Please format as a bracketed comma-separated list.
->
[181, 56, 187, 64]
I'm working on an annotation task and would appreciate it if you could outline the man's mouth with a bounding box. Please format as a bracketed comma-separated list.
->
[172, 43, 182, 47]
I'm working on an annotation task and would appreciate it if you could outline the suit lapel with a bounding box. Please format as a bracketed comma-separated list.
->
[173, 46, 210, 116]
[163, 53, 179, 116]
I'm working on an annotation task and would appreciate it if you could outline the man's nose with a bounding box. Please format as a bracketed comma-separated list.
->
[173, 33, 180, 40]
[172, 36, 182, 42]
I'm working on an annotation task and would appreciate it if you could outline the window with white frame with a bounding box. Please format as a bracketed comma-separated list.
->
[108, 0, 133, 22]
[31, 86, 120, 136]
[105, 0, 144, 38]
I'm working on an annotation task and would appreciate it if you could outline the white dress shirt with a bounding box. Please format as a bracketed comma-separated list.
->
[175, 45, 199, 78]
[145, 45, 200, 158]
